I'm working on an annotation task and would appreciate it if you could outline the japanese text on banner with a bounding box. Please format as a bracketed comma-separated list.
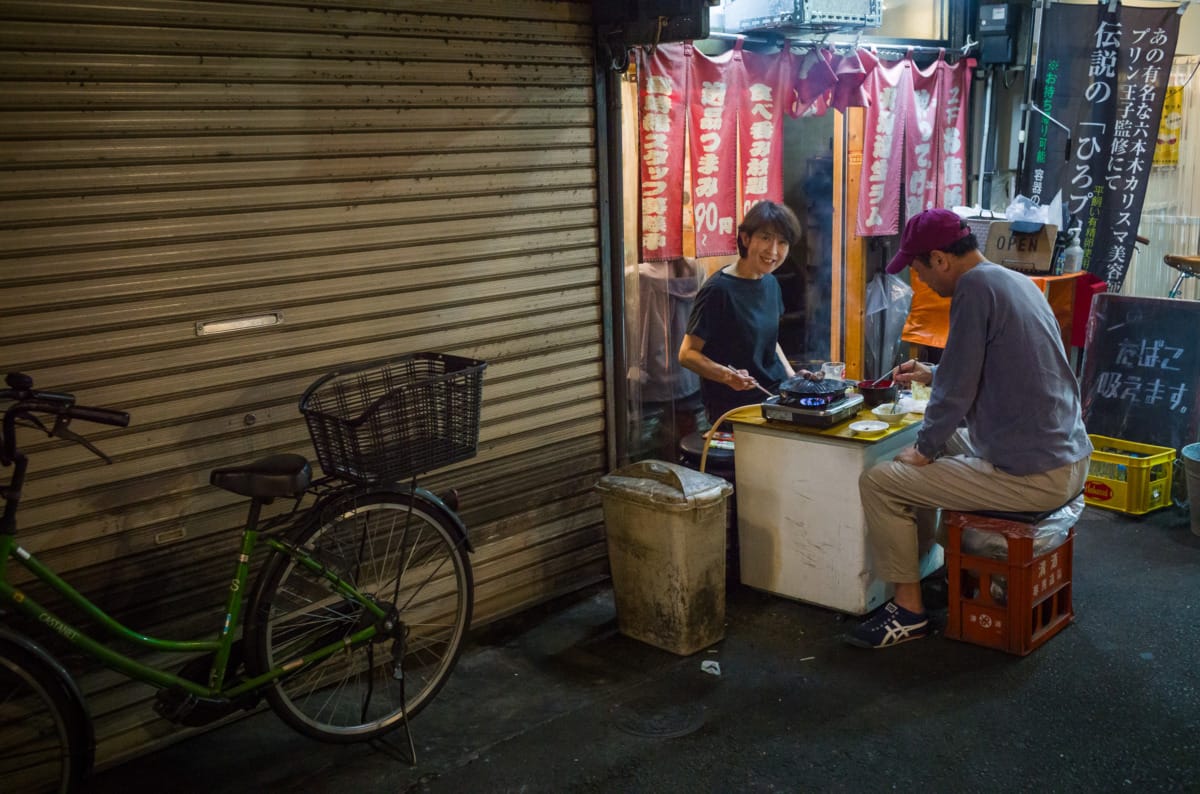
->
[637, 46, 688, 261]
[1019, 4, 1180, 291]
[688, 43, 742, 257]
[739, 50, 790, 214]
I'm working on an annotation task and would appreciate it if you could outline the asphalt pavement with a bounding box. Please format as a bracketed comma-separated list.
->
[88, 502, 1200, 793]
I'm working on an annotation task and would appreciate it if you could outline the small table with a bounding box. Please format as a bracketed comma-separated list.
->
[729, 408, 941, 615]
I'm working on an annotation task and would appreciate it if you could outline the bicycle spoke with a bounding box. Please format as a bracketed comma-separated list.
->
[248, 490, 472, 741]
[0, 639, 87, 793]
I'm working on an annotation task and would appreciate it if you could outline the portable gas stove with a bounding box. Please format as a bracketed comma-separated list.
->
[761, 393, 863, 428]
[760, 375, 863, 428]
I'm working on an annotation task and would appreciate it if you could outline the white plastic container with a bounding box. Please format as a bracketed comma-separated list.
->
[596, 460, 732, 655]
[1063, 227, 1084, 273]
[1183, 443, 1200, 537]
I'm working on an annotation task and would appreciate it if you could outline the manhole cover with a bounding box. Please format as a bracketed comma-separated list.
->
[611, 701, 706, 738]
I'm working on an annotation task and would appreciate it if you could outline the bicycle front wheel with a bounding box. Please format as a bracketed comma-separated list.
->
[0, 635, 91, 793]
[247, 489, 473, 742]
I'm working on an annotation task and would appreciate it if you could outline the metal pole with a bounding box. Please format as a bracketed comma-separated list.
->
[977, 67, 994, 210]
[595, 62, 627, 470]
[704, 31, 960, 59]
[1016, 0, 1046, 179]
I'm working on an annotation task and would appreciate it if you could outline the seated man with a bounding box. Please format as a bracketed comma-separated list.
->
[848, 208, 1092, 649]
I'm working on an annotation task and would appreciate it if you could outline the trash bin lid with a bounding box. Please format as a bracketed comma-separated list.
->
[595, 459, 732, 510]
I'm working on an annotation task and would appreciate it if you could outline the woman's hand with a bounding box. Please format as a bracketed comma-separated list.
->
[680, 335, 764, 391]
[893, 359, 933, 387]
[723, 366, 758, 391]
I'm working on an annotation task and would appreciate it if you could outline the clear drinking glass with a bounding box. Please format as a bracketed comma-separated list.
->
[821, 361, 845, 380]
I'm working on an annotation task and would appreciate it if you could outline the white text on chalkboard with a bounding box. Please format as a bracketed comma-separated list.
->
[1097, 336, 1190, 414]
[1114, 339, 1184, 371]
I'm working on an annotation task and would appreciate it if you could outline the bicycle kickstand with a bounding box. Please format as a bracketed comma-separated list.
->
[391, 639, 417, 765]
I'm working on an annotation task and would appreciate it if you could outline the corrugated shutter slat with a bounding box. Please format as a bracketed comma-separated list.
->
[0, 0, 606, 768]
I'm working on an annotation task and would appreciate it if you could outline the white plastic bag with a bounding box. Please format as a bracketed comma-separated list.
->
[1004, 195, 1049, 232]
[864, 272, 913, 380]
[960, 494, 1084, 604]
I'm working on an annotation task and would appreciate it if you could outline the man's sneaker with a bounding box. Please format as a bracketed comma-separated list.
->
[845, 601, 929, 649]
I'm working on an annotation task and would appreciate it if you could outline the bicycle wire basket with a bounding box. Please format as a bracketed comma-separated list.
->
[300, 352, 486, 484]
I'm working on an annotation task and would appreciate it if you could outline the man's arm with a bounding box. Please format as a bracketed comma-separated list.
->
[913, 288, 988, 459]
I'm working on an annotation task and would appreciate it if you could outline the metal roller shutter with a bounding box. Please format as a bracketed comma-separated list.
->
[0, 0, 609, 766]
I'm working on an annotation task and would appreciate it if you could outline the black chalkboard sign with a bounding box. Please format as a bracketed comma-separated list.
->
[1079, 294, 1200, 451]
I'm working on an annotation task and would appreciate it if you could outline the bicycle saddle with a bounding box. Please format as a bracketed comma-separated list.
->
[210, 453, 311, 500]
[1164, 254, 1200, 276]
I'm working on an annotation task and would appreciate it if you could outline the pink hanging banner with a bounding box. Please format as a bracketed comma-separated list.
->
[789, 48, 837, 118]
[687, 42, 743, 257]
[856, 57, 910, 236]
[935, 56, 973, 209]
[904, 53, 943, 218]
[739, 48, 792, 214]
[830, 49, 878, 112]
[637, 44, 689, 261]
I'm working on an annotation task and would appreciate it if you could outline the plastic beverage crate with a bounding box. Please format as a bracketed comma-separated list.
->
[943, 512, 1074, 656]
[1084, 435, 1176, 515]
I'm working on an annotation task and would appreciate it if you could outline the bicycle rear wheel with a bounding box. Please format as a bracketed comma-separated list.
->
[0, 634, 91, 793]
[247, 489, 473, 742]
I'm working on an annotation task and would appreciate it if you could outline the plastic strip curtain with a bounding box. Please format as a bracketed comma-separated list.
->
[1124, 55, 1200, 299]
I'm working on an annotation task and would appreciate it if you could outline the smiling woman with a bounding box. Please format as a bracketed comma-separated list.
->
[678, 200, 822, 425]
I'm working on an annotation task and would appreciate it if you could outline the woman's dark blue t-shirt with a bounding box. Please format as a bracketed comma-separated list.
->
[686, 269, 787, 422]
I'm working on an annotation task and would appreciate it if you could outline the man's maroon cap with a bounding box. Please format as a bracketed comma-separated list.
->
[886, 209, 971, 274]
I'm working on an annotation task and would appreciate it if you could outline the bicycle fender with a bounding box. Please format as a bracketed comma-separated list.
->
[410, 487, 474, 554]
[305, 486, 475, 553]
[0, 626, 96, 772]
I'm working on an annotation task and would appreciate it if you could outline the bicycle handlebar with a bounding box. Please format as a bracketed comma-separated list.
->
[2, 372, 130, 465]
[61, 404, 130, 428]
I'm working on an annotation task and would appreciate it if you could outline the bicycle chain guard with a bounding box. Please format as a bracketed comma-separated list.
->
[154, 640, 260, 727]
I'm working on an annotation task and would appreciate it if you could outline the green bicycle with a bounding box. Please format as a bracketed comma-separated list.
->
[0, 353, 485, 792]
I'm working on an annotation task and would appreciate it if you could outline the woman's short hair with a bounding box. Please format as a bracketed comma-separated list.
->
[737, 200, 802, 258]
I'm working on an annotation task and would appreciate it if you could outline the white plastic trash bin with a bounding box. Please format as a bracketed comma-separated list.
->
[595, 460, 733, 655]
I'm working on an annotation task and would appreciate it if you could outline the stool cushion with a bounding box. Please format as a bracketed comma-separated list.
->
[958, 507, 1057, 524]
[944, 491, 1085, 526]
[679, 431, 735, 463]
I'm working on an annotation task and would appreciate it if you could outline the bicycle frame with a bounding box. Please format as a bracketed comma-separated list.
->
[0, 523, 389, 701]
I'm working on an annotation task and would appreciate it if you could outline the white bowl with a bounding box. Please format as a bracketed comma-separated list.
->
[871, 403, 908, 425]
[848, 419, 888, 435]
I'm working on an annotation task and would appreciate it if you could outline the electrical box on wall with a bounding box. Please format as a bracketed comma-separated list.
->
[724, 0, 882, 32]
[594, 0, 715, 46]
[978, 4, 1022, 66]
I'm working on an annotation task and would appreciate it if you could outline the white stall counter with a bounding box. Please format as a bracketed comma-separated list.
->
[729, 410, 941, 616]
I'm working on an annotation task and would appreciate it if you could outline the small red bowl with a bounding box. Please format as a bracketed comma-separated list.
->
[857, 379, 898, 408]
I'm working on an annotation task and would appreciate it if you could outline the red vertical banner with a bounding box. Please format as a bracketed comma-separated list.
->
[637, 44, 689, 261]
[687, 42, 743, 257]
[904, 53, 942, 218]
[936, 56, 973, 209]
[790, 48, 837, 117]
[739, 49, 792, 214]
[830, 48, 877, 112]
[856, 57, 910, 236]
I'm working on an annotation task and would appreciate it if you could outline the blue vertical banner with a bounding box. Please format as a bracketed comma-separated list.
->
[1019, 3, 1180, 291]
